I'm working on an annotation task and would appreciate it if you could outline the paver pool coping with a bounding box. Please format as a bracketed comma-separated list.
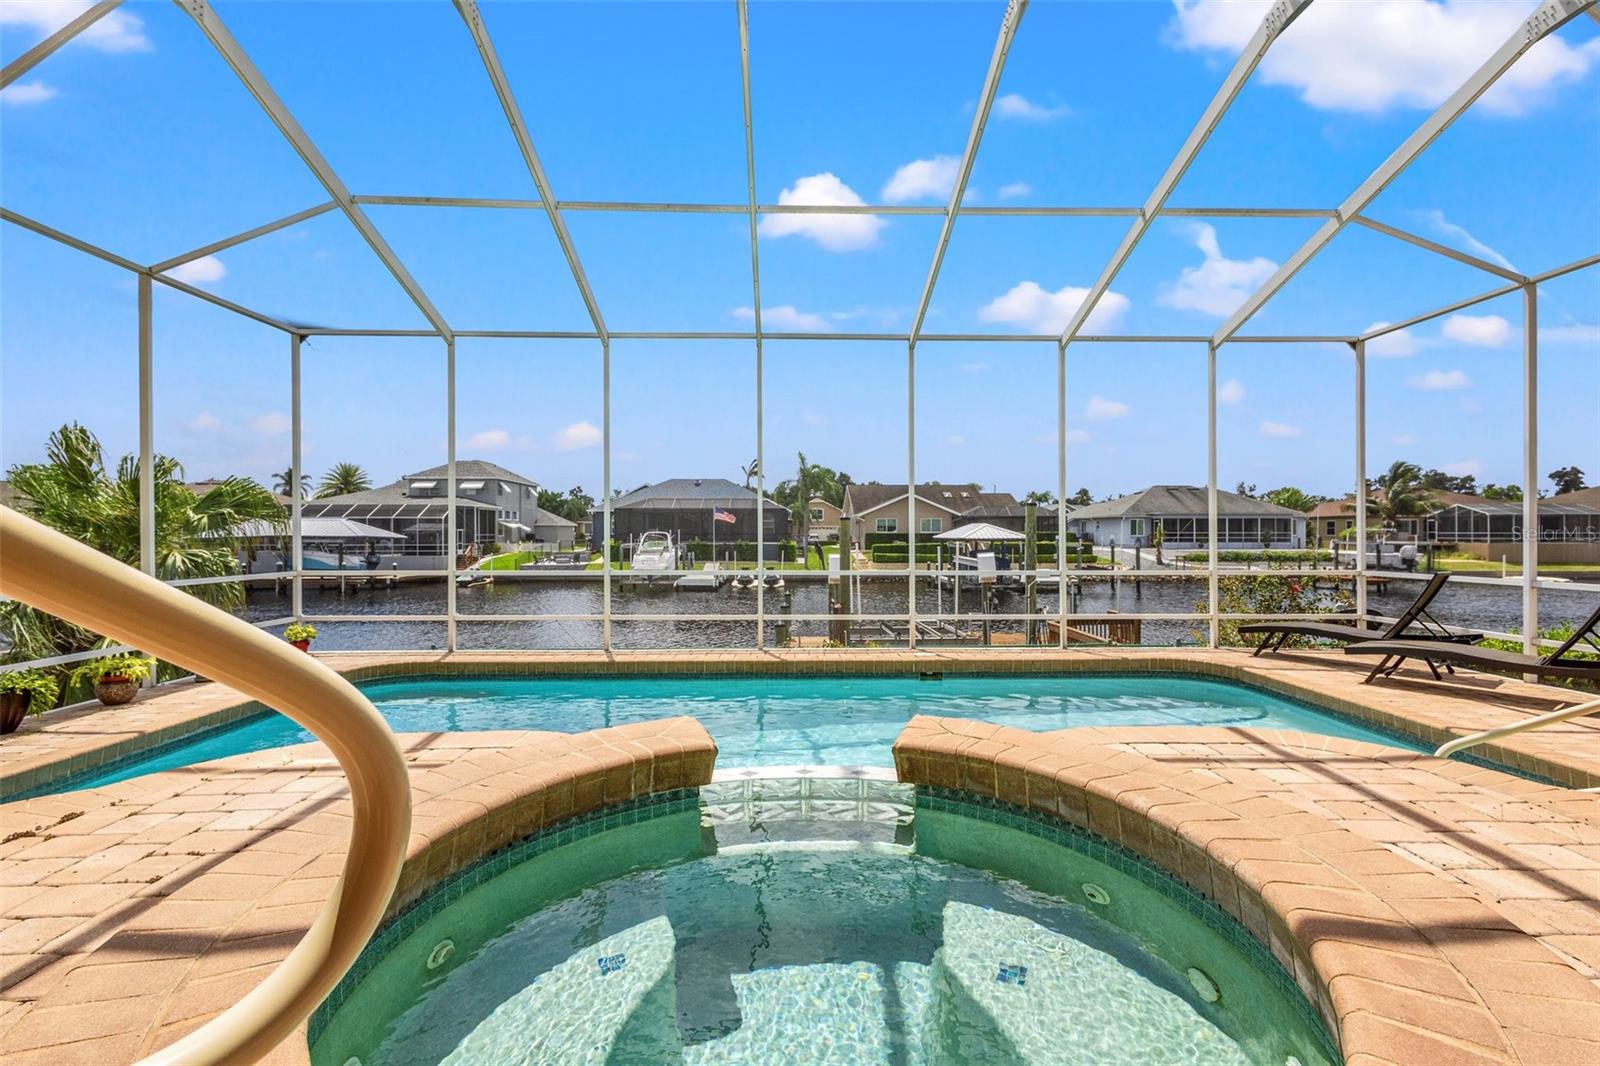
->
[894, 715, 1600, 1066]
[3, 648, 1597, 799]
[0, 717, 717, 1064]
[5, 712, 1597, 1064]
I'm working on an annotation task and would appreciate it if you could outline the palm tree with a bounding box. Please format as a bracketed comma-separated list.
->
[3, 424, 285, 662]
[272, 466, 311, 499]
[1264, 486, 1317, 513]
[1361, 460, 1437, 532]
[791, 452, 840, 546]
[317, 462, 371, 498]
[739, 459, 760, 490]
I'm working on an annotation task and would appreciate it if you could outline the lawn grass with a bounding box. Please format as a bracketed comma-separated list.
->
[1431, 558, 1599, 575]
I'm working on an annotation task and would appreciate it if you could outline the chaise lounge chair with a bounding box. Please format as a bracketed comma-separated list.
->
[1345, 603, 1600, 684]
[1238, 572, 1479, 656]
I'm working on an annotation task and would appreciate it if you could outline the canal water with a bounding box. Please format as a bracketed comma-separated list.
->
[246, 573, 1598, 652]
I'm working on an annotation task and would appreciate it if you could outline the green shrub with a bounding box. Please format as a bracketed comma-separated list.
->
[70, 653, 155, 686]
[0, 668, 60, 712]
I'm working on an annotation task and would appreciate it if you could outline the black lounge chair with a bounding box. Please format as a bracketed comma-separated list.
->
[1238, 572, 1478, 656]
[1345, 603, 1600, 684]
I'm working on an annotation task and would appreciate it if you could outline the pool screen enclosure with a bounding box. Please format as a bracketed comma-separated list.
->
[2, 0, 1596, 659]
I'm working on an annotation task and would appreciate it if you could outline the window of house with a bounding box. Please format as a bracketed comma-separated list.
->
[809, 508, 824, 522]
[876, 518, 898, 533]
[1325, 520, 1336, 536]
[1128, 518, 1146, 537]
[920, 517, 942, 533]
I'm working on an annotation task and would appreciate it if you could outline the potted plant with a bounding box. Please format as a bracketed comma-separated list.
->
[0, 669, 60, 735]
[284, 622, 318, 652]
[71, 654, 154, 706]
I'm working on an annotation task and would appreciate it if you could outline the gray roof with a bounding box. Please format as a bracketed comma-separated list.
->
[529, 506, 576, 529]
[1068, 485, 1303, 520]
[933, 522, 1026, 541]
[228, 517, 404, 540]
[1553, 486, 1600, 508]
[610, 478, 783, 510]
[302, 479, 496, 511]
[404, 460, 539, 486]
[844, 483, 983, 514]
[1437, 498, 1600, 517]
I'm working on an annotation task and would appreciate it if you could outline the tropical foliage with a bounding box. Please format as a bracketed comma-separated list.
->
[2, 425, 285, 665]
[272, 467, 311, 499]
[284, 622, 318, 643]
[1199, 574, 1354, 648]
[317, 462, 372, 498]
[1547, 465, 1586, 495]
[0, 668, 60, 711]
[769, 454, 850, 541]
[1360, 460, 1438, 529]
[536, 486, 595, 523]
[70, 653, 154, 686]
[1263, 486, 1319, 512]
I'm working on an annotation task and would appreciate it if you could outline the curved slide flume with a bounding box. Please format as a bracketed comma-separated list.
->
[0, 509, 411, 1065]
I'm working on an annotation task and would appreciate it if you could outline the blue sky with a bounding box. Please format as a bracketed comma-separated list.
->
[2, 0, 1596, 502]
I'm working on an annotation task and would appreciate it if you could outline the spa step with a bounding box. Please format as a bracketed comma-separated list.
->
[443, 916, 681, 1065]
[926, 901, 1248, 1065]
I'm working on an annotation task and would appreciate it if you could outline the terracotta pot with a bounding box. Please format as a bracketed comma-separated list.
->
[94, 676, 139, 706]
[291, 640, 311, 653]
[0, 691, 31, 735]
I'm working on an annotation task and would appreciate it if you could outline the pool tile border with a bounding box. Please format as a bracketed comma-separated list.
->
[6, 649, 1596, 798]
[306, 787, 702, 1046]
[916, 785, 1342, 1065]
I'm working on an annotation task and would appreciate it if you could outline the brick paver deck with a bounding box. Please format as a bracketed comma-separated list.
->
[4, 648, 1597, 797]
[0, 718, 716, 1064]
[894, 715, 1600, 1066]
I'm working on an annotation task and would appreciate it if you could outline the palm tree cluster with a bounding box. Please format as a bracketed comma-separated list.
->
[1362, 460, 1438, 530]
[270, 463, 373, 499]
[2, 424, 285, 663]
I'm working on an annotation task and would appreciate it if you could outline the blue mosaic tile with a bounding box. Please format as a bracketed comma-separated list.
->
[995, 963, 1028, 986]
[598, 953, 626, 976]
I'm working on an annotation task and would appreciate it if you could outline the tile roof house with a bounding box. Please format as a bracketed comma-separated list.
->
[591, 478, 789, 549]
[1068, 485, 1305, 549]
[840, 483, 1058, 546]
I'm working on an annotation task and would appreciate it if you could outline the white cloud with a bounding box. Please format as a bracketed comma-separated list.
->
[994, 93, 1070, 121]
[1540, 323, 1600, 344]
[1218, 379, 1245, 404]
[0, 1, 151, 54]
[959, 361, 989, 374]
[555, 420, 602, 451]
[978, 281, 1130, 333]
[1440, 313, 1511, 347]
[250, 412, 291, 435]
[1363, 322, 1424, 357]
[1442, 459, 1483, 477]
[466, 429, 511, 450]
[1408, 368, 1472, 391]
[164, 255, 227, 285]
[998, 181, 1032, 200]
[186, 412, 222, 433]
[1391, 433, 1417, 446]
[733, 305, 831, 332]
[945, 435, 967, 447]
[882, 155, 960, 204]
[1085, 395, 1130, 421]
[1, 80, 56, 106]
[1157, 223, 1278, 317]
[1258, 420, 1304, 438]
[758, 173, 885, 252]
[1416, 210, 1516, 271]
[1166, 0, 1600, 117]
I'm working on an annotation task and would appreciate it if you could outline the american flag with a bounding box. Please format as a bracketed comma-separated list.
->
[712, 509, 737, 525]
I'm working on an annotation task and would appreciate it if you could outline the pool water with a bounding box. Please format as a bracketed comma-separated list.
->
[311, 803, 1337, 1066]
[72, 674, 1412, 790]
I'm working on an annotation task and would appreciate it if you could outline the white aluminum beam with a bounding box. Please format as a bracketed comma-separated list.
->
[737, 0, 766, 643]
[1, 0, 123, 89]
[1353, 340, 1367, 620]
[177, 0, 454, 341]
[1360, 281, 1522, 340]
[1522, 283, 1538, 658]
[1, 207, 296, 331]
[910, 0, 1028, 342]
[454, 0, 608, 341]
[1533, 252, 1600, 283]
[1352, 216, 1525, 281]
[1059, 0, 1311, 348]
[149, 201, 337, 275]
[1216, 0, 1596, 344]
[138, 274, 155, 579]
[348, 196, 1332, 219]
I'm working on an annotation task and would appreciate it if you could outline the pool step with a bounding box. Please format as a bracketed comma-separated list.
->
[927, 901, 1249, 1065]
[442, 916, 681, 1065]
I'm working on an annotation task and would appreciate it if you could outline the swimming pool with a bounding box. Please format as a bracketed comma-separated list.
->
[309, 791, 1338, 1065]
[71, 673, 1415, 791]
